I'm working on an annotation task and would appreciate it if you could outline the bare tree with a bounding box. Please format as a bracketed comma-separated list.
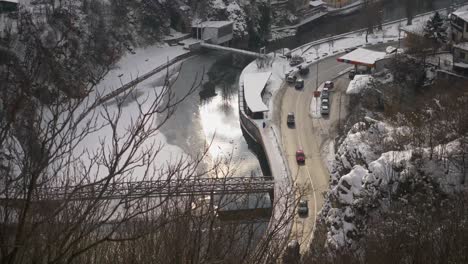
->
[1, 2, 299, 264]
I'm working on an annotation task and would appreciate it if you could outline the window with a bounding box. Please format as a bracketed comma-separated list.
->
[466, 22, 468, 33]
[460, 51, 466, 60]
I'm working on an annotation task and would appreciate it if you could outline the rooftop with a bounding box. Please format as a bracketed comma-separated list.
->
[243, 72, 271, 113]
[451, 6, 468, 22]
[191, 21, 233, 28]
[337, 48, 387, 67]
[309, 0, 325, 7]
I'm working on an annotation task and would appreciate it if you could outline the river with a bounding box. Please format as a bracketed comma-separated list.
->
[158, 51, 269, 177]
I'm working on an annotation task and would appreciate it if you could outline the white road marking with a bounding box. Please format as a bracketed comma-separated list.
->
[295, 95, 318, 248]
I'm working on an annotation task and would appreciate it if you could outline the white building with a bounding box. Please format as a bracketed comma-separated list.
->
[191, 21, 233, 45]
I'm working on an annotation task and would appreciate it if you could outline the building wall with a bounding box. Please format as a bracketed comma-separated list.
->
[454, 47, 468, 64]
[202, 27, 218, 43]
[451, 16, 468, 42]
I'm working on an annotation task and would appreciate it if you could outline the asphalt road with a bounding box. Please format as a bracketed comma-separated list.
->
[276, 54, 351, 252]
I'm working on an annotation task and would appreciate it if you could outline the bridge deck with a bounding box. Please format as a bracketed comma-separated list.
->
[3, 177, 274, 201]
[200, 43, 266, 58]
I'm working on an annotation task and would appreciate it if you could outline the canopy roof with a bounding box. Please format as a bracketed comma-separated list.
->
[243, 72, 271, 113]
[337, 48, 386, 67]
[309, 0, 325, 7]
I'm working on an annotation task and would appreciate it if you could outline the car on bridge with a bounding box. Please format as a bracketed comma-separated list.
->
[296, 149, 305, 164]
[287, 112, 295, 127]
[298, 200, 308, 216]
[289, 55, 304, 66]
[287, 74, 297, 84]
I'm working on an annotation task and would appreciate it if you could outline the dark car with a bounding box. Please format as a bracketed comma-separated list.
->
[296, 149, 305, 164]
[295, 79, 304, 89]
[289, 55, 304, 66]
[287, 112, 295, 127]
[298, 200, 308, 216]
[324, 81, 334, 89]
[287, 74, 297, 84]
[298, 65, 310, 75]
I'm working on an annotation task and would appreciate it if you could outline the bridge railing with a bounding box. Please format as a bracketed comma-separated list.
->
[2, 177, 274, 201]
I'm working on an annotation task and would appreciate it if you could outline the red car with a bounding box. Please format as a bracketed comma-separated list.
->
[296, 149, 305, 164]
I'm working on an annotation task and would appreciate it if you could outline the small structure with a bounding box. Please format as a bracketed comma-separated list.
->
[191, 21, 233, 45]
[337, 48, 386, 71]
[243, 72, 272, 119]
[0, 0, 18, 13]
[309, 0, 326, 13]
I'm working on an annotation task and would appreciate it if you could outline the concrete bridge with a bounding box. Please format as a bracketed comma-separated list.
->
[200, 42, 268, 59]
[6, 177, 274, 201]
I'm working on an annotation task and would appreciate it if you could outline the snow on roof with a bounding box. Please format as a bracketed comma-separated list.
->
[0, 0, 18, 3]
[309, 0, 324, 7]
[337, 48, 386, 67]
[243, 72, 271, 113]
[192, 21, 233, 28]
[454, 42, 468, 51]
[452, 6, 468, 22]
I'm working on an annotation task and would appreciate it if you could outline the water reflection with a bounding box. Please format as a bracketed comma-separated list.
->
[198, 53, 264, 177]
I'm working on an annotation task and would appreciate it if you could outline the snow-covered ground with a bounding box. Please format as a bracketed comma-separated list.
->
[98, 44, 188, 94]
[346, 75, 374, 94]
[44, 43, 193, 182]
[309, 83, 325, 119]
[323, 115, 466, 249]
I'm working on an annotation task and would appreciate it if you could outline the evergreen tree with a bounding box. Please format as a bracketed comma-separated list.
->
[423, 11, 448, 44]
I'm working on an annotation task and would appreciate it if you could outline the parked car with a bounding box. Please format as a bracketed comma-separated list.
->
[298, 65, 310, 75]
[287, 112, 295, 127]
[295, 79, 304, 89]
[296, 149, 305, 164]
[324, 81, 334, 89]
[321, 98, 329, 106]
[289, 55, 304, 66]
[321, 104, 330, 115]
[321, 87, 329, 99]
[298, 200, 309, 216]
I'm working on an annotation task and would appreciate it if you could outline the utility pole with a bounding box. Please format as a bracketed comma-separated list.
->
[315, 47, 319, 91]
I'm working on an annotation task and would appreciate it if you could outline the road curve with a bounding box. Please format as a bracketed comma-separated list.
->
[278, 54, 350, 252]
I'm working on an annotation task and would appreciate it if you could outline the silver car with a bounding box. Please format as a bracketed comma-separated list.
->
[321, 104, 330, 115]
